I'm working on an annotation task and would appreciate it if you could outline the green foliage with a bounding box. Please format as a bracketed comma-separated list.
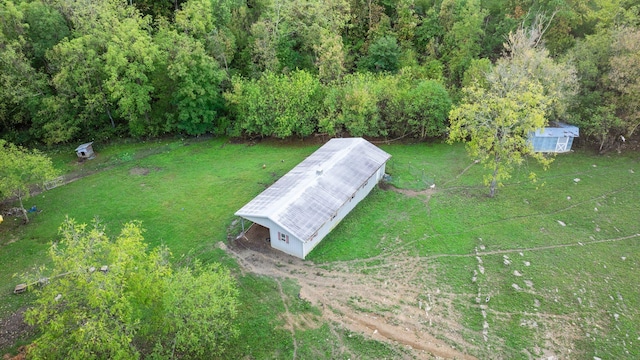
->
[569, 25, 640, 151]
[319, 72, 451, 139]
[43, 33, 116, 143]
[462, 58, 491, 88]
[0, 0, 638, 147]
[0, 140, 57, 222]
[20, 1, 70, 69]
[175, 0, 239, 70]
[440, 0, 487, 85]
[320, 72, 384, 137]
[449, 78, 549, 197]
[24, 218, 239, 359]
[315, 30, 346, 83]
[607, 26, 640, 137]
[150, 261, 239, 358]
[154, 27, 227, 136]
[226, 70, 322, 138]
[360, 35, 400, 73]
[103, 10, 158, 136]
[401, 79, 452, 138]
[0, 0, 49, 142]
[449, 22, 578, 196]
[25, 219, 167, 360]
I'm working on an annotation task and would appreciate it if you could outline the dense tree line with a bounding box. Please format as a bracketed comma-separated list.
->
[0, 0, 638, 149]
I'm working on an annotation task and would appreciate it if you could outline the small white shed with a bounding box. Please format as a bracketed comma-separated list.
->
[75, 142, 95, 159]
[235, 138, 391, 259]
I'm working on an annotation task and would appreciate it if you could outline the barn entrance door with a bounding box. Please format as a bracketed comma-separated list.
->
[556, 137, 569, 152]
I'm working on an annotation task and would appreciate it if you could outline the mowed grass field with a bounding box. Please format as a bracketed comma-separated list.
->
[1, 137, 638, 359]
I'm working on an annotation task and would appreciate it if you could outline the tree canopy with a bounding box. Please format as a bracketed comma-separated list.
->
[24, 218, 239, 359]
[0, 0, 637, 150]
[449, 22, 577, 197]
[0, 140, 57, 222]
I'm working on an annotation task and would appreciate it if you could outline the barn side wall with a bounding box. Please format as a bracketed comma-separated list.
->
[301, 164, 387, 258]
[269, 227, 304, 259]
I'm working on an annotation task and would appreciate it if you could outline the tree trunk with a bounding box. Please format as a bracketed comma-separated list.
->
[627, 121, 639, 138]
[17, 190, 29, 224]
[489, 157, 500, 198]
[106, 106, 115, 128]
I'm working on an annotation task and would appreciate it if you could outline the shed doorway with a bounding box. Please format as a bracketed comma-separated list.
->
[556, 137, 569, 152]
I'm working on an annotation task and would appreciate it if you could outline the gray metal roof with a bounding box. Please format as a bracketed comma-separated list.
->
[235, 138, 391, 242]
[75, 142, 94, 151]
[532, 122, 579, 138]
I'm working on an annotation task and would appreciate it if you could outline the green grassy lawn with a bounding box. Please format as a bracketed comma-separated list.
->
[309, 143, 640, 358]
[1, 138, 638, 359]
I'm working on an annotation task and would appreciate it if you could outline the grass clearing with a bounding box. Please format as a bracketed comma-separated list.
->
[1, 138, 639, 358]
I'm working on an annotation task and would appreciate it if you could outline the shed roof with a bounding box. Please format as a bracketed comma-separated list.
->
[235, 138, 391, 243]
[533, 122, 579, 138]
[75, 142, 94, 152]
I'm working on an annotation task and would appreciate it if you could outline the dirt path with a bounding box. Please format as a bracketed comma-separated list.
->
[222, 241, 479, 359]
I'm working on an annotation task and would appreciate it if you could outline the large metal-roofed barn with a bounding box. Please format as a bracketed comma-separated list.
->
[529, 122, 579, 153]
[235, 138, 391, 259]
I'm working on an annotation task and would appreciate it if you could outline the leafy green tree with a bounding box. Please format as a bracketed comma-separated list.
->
[103, 9, 158, 136]
[607, 26, 640, 138]
[226, 70, 321, 138]
[20, 1, 70, 70]
[319, 72, 384, 137]
[395, 0, 418, 48]
[439, 0, 487, 86]
[361, 35, 400, 72]
[41, 0, 160, 140]
[449, 68, 549, 197]
[502, 17, 578, 121]
[568, 28, 621, 151]
[150, 261, 239, 358]
[25, 218, 239, 359]
[248, 0, 349, 74]
[449, 23, 576, 197]
[0, 140, 57, 223]
[154, 27, 227, 136]
[462, 58, 491, 88]
[43, 34, 116, 143]
[402, 79, 452, 139]
[175, 0, 240, 71]
[0, 0, 49, 143]
[315, 30, 346, 83]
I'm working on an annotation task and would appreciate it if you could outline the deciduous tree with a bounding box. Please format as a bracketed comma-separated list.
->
[0, 140, 57, 223]
[24, 218, 239, 359]
[449, 21, 576, 197]
[608, 26, 640, 138]
[154, 27, 227, 136]
[225, 70, 321, 138]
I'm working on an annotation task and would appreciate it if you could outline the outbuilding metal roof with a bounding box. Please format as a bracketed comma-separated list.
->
[235, 138, 391, 243]
[532, 122, 579, 138]
[75, 142, 94, 152]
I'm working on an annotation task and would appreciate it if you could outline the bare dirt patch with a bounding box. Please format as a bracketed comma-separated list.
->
[0, 308, 34, 352]
[129, 167, 150, 176]
[223, 237, 479, 359]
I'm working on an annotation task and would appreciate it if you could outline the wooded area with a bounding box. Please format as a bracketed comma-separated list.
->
[1, 0, 638, 150]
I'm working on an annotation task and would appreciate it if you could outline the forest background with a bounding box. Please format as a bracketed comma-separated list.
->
[1, 0, 639, 151]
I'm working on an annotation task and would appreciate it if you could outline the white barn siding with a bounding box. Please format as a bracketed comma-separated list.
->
[235, 138, 391, 259]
